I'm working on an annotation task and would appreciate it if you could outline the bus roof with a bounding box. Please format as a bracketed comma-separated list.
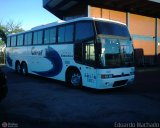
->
[7, 17, 126, 36]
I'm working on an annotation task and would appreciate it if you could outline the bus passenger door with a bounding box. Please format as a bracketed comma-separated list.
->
[74, 42, 83, 64]
[83, 42, 97, 88]
[74, 41, 97, 88]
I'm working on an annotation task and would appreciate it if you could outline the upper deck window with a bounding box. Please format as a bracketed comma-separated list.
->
[75, 21, 94, 41]
[24, 32, 32, 46]
[7, 37, 10, 47]
[65, 24, 74, 42]
[17, 34, 24, 46]
[58, 26, 65, 43]
[95, 21, 130, 37]
[44, 27, 56, 44]
[58, 24, 74, 43]
[11, 36, 17, 47]
[33, 30, 43, 45]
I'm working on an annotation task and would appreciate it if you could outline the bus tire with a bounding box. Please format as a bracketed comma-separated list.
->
[67, 69, 82, 88]
[15, 61, 21, 74]
[21, 62, 28, 76]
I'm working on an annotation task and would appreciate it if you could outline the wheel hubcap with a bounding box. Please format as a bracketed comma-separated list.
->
[22, 68, 26, 74]
[17, 65, 21, 73]
[71, 73, 81, 86]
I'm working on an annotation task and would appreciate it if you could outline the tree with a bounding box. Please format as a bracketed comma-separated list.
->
[0, 19, 24, 34]
[0, 19, 24, 44]
[5, 20, 24, 34]
[0, 29, 6, 44]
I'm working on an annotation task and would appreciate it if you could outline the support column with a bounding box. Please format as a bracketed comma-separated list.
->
[155, 18, 158, 64]
[126, 12, 130, 30]
[88, 5, 91, 17]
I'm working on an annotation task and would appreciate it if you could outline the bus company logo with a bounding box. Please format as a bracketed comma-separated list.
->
[2, 122, 8, 128]
[31, 47, 43, 56]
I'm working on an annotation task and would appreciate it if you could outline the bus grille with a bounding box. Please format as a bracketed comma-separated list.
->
[113, 80, 128, 87]
[113, 74, 130, 78]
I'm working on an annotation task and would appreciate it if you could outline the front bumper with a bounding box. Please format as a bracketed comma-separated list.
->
[96, 75, 134, 89]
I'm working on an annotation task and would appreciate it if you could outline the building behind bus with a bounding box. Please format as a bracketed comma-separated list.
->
[43, 0, 160, 66]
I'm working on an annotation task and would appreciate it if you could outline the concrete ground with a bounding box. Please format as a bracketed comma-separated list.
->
[0, 66, 160, 128]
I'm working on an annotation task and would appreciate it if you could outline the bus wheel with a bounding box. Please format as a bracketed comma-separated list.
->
[15, 62, 21, 74]
[21, 62, 28, 76]
[68, 70, 82, 88]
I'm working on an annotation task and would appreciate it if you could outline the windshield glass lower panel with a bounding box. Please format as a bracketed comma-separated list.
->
[97, 35, 134, 68]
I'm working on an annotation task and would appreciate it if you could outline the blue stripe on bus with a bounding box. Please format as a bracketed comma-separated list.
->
[33, 46, 63, 77]
[6, 52, 13, 67]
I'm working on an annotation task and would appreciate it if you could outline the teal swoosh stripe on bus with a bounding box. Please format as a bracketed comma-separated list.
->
[33, 46, 63, 77]
[6, 52, 13, 67]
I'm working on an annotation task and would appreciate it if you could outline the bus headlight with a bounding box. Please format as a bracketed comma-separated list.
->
[101, 74, 113, 79]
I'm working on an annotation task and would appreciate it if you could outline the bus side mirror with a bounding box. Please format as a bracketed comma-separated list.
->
[95, 43, 101, 54]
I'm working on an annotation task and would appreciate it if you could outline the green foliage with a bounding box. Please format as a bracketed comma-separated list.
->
[0, 40, 5, 45]
[0, 19, 24, 34]
[0, 19, 24, 44]
[0, 29, 6, 43]
[3, 20, 24, 34]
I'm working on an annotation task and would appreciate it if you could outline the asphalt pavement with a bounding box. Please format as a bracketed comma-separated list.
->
[0, 66, 160, 128]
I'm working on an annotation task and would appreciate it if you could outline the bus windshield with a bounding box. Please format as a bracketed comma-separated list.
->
[95, 21, 130, 37]
[95, 21, 134, 68]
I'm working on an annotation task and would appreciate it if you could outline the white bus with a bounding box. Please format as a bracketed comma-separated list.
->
[6, 17, 135, 89]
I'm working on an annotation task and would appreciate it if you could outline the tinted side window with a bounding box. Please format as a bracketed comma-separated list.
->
[44, 27, 56, 44]
[33, 31, 43, 45]
[38, 31, 43, 44]
[75, 22, 94, 41]
[17, 34, 24, 46]
[26, 33, 32, 46]
[33, 32, 38, 45]
[7, 37, 10, 47]
[74, 43, 83, 63]
[44, 29, 49, 44]
[58, 26, 65, 43]
[95, 21, 130, 37]
[11, 36, 17, 47]
[50, 28, 56, 43]
[65, 24, 74, 42]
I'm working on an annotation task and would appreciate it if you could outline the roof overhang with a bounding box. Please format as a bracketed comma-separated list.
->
[148, 0, 160, 3]
[43, 0, 160, 19]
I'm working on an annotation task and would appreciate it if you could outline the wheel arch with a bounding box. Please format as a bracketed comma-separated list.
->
[15, 60, 29, 73]
[15, 60, 20, 68]
[21, 61, 28, 75]
[15, 60, 28, 67]
[65, 66, 82, 83]
[21, 61, 27, 66]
